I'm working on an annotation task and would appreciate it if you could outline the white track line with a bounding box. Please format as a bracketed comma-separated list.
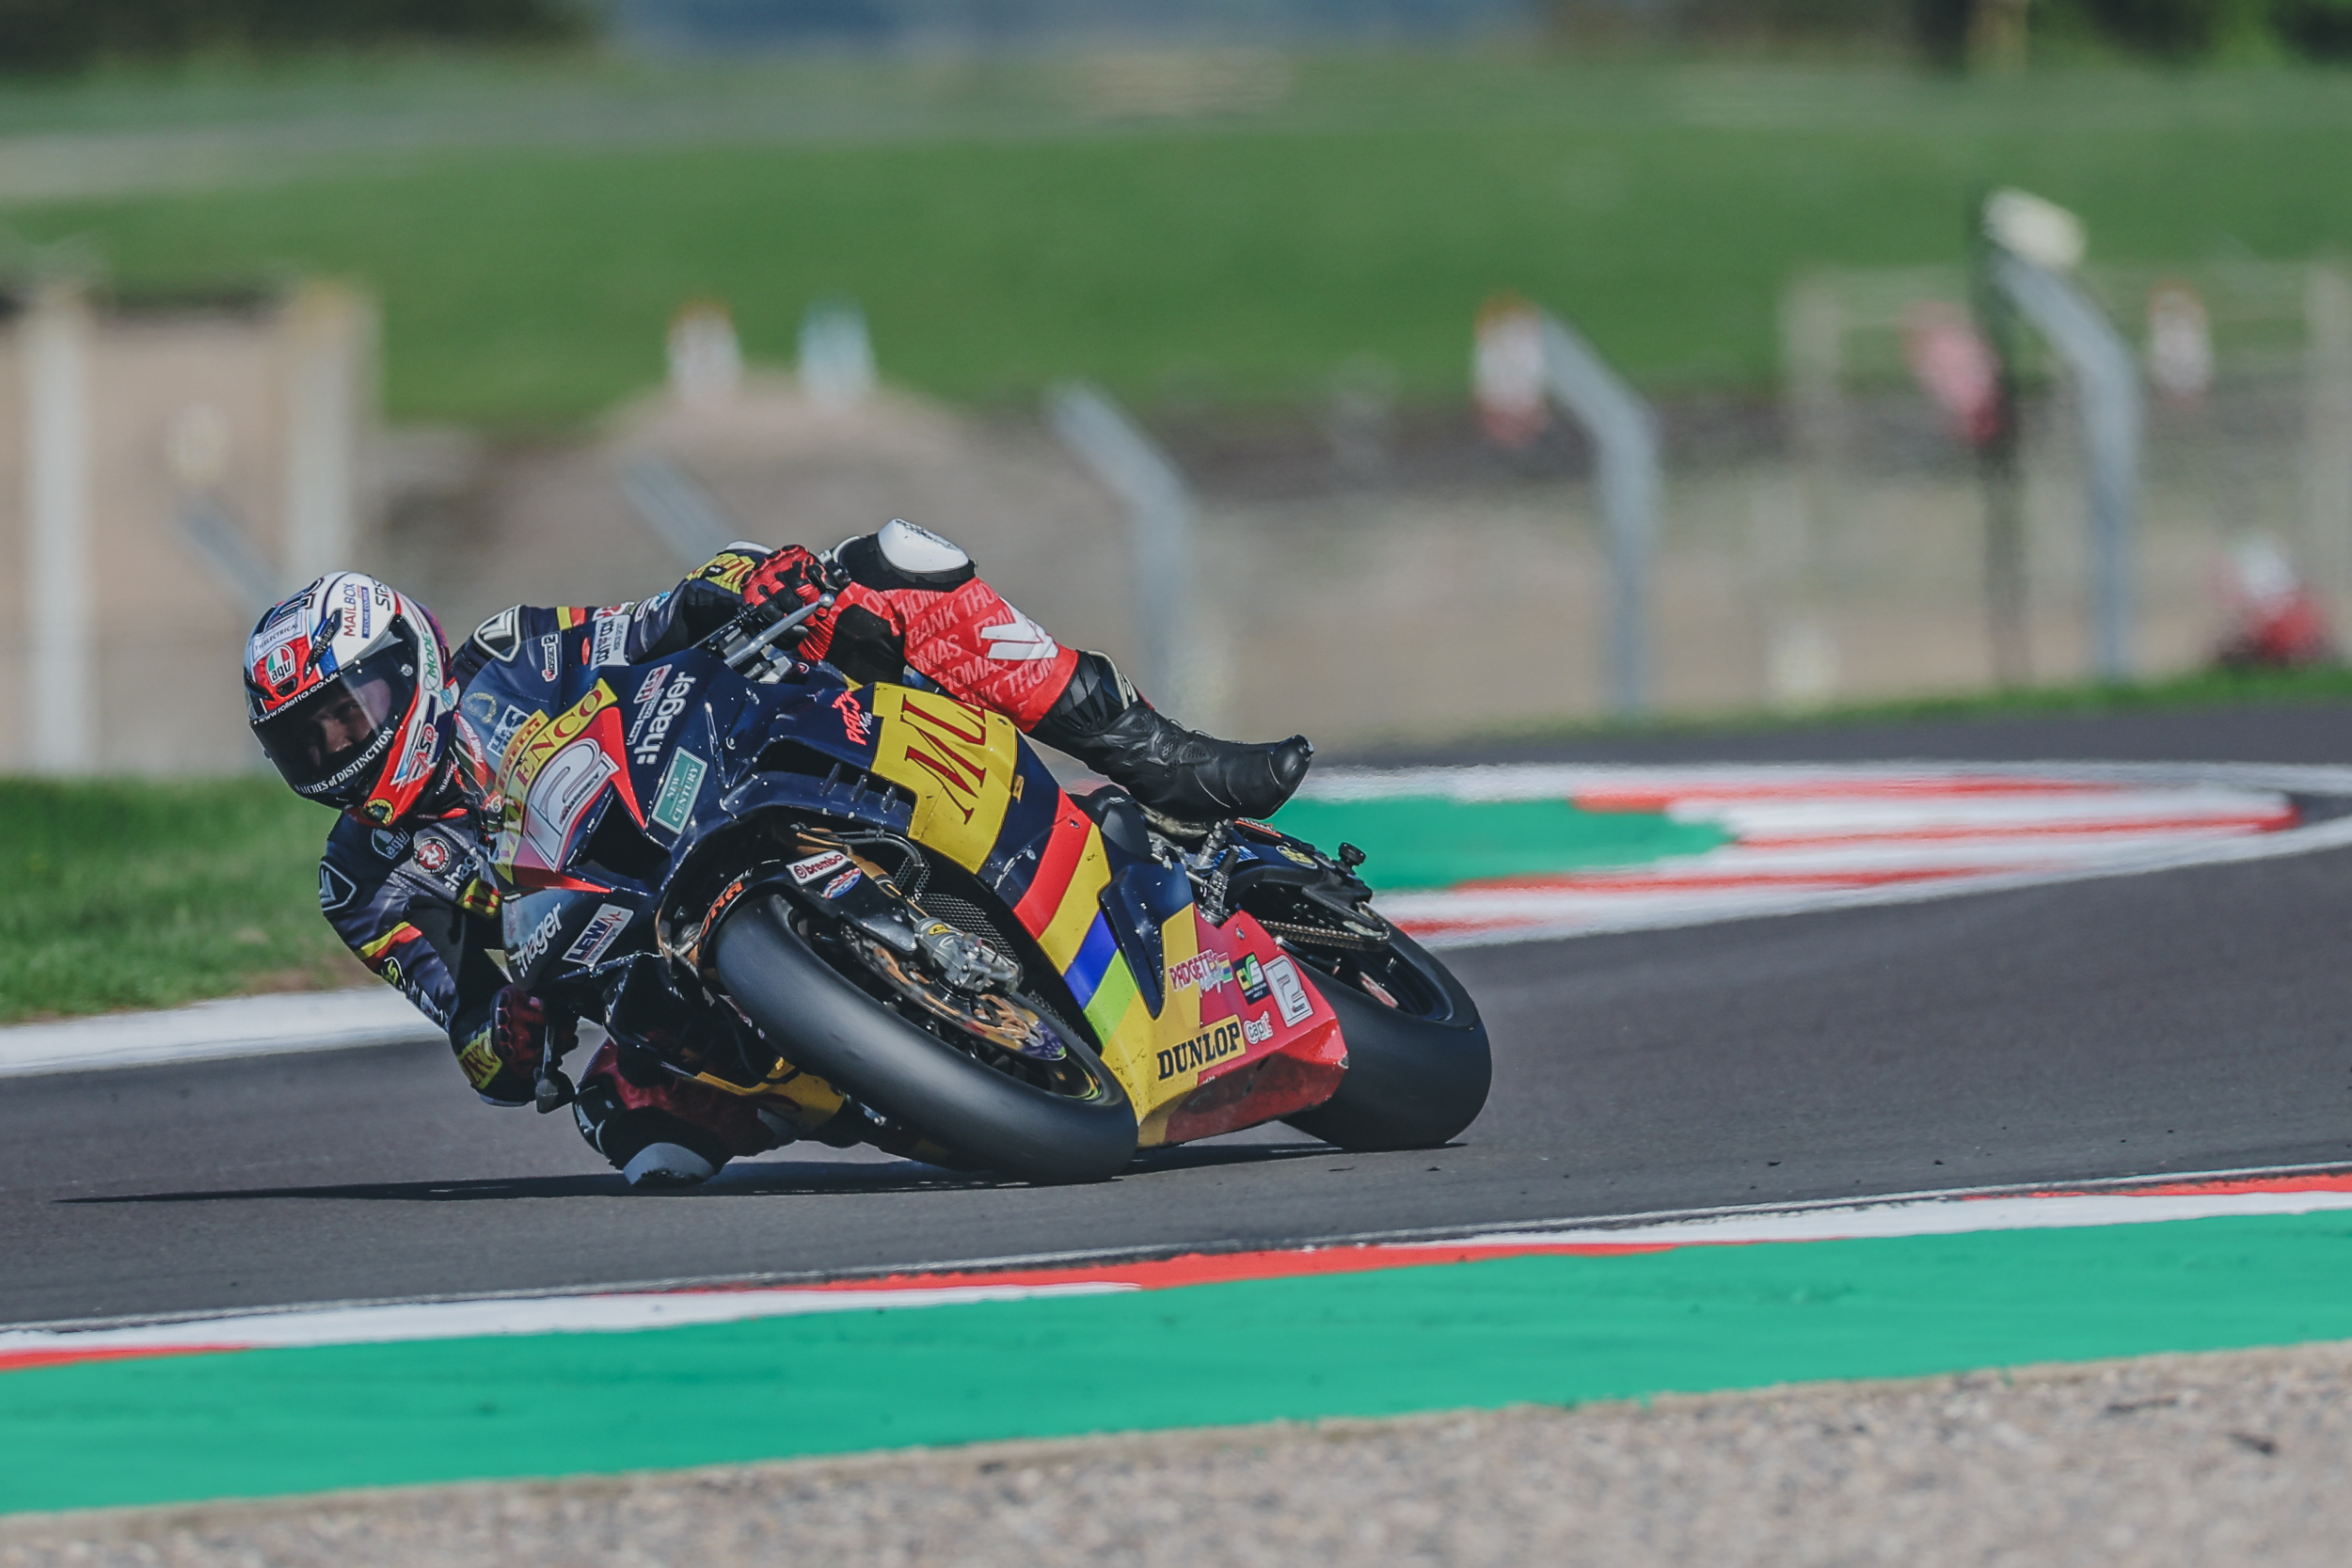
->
[0, 989, 438, 1081]
[1393, 811, 2352, 947]
[0, 1283, 1128, 1364]
[1308, 762, 2352, 948]
[8, 1174, 2351, 1364]
[1424, 1187, 2352, 1250]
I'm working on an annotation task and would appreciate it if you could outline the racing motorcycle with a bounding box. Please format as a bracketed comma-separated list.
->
[466, 593, 1490, 1182]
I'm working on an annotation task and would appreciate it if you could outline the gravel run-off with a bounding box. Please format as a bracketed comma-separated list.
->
[5, 1338, 2349, 1567]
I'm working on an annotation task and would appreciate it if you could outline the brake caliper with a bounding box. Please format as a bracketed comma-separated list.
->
[913, 923, 1020, 993]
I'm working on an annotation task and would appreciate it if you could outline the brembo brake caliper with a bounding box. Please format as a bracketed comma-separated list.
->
[841, 901, 1021, 998]
[782, 835, 1062, 1064]
[779, 832, 1024, 998]
[910, 926, 1020, 993]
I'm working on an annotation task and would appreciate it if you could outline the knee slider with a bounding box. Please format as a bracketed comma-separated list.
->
[572, 1081, 731, 1175]
[622, 1143, 718, 1189]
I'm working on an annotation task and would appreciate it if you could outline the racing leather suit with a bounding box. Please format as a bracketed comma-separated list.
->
[318, 530, 1098, 1177]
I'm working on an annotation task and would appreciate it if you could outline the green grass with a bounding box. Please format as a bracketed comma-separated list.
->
[1372, 661, 2352, 756]
[5, 55, 2352, 423]
[0, 778, 357, 1023]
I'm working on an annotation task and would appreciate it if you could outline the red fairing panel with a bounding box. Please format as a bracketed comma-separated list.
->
[1160, 910, 1349, 1146]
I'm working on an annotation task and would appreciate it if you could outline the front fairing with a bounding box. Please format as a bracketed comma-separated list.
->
[462, 649, 876, 987]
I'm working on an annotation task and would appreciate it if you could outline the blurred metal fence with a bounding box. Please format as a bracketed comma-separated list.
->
[358, 276, 2352, 756]
[1777, 259, 2352, 710]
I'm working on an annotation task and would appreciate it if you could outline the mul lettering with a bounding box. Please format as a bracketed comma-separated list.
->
[894, 693, 993, 823]
[900, 691, 988, 747]
[900, 737, 982, 822]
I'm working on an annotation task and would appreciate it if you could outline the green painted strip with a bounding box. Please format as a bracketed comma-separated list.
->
[1272, 796, 1728, 892]
[8, 1213, 2352, 1516]
[1081, 953, 1137, 1038]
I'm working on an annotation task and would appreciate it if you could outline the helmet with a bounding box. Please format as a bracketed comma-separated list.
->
[245, 573, 453, 821]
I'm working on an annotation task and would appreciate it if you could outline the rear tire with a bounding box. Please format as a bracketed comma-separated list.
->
[1282, 928, 1491, 1151]
[713, 895, 1136, 1182]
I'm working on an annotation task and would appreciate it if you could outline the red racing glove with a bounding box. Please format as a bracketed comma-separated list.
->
[456, 985, 578, 1107]
[739, 546, 829, 611]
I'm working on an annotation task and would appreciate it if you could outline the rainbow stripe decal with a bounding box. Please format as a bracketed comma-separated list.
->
[868, 699, 1343, 1145]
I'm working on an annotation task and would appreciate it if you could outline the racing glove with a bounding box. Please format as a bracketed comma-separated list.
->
[454, 984, 578, 1109]
[739, 546, 831, 611]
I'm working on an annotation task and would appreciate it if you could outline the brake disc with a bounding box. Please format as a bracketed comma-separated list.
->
[849, 935, 1069, 1063]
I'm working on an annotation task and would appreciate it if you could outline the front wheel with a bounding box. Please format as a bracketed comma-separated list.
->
[1281, 928, 1491, 1151]
[712, 895, 1136, 1182]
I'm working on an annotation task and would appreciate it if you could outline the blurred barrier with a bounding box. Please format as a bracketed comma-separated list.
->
[22, 286, 94, 772]
[1538, 310, 1660, 718]
[175, 495, 284, 618]
[1044, 381, 1207, 722]
[45, 245, 2318, 771]
[621, 452, 741, 569]
[369, 341, 2348, 756]
[1986, 248, 2143, 681]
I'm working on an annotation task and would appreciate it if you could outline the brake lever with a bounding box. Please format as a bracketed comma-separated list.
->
[722, 592, 835, 673]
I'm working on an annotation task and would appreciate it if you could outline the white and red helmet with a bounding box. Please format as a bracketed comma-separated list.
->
[245, 573, 454, 822]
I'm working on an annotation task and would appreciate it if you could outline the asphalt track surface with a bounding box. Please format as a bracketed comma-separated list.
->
[8, 701, 2352, 1329]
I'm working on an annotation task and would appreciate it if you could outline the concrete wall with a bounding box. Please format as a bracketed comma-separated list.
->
[0, 282, 377, 775]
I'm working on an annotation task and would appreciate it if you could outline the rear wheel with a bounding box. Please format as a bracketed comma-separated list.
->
[712, 895, 1136, 1182]
[1249, 896, 1490, 1151]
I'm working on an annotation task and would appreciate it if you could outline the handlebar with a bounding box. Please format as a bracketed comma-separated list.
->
[718, 592, 836, 676]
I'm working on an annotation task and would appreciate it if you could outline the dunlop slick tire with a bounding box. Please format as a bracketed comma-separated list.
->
[712, 895, 1137, 1183]
[1282, 930, 1491, 1151]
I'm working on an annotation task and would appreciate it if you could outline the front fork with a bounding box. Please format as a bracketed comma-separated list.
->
[654, 826, 1006, 1166]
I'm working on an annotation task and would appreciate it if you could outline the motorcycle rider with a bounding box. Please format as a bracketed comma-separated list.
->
[245, 522, 1312, 1188]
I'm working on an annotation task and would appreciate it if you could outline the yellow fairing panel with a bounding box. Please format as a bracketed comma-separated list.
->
[867, 686, 1020, 872]
[1098, 906, 1201, 1101]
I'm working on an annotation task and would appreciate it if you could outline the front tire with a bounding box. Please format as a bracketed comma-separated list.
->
[713, 895, 1136, 1182]
[1282, 928, 1491, 1151]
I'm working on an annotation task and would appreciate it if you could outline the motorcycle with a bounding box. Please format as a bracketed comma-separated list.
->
[463, 593, 1490, 1182]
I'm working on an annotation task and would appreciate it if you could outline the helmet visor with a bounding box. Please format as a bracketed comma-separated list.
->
[254, 642, 420, 803]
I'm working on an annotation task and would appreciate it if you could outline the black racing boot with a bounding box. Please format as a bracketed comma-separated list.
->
[1032, 653, 1313, 832]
